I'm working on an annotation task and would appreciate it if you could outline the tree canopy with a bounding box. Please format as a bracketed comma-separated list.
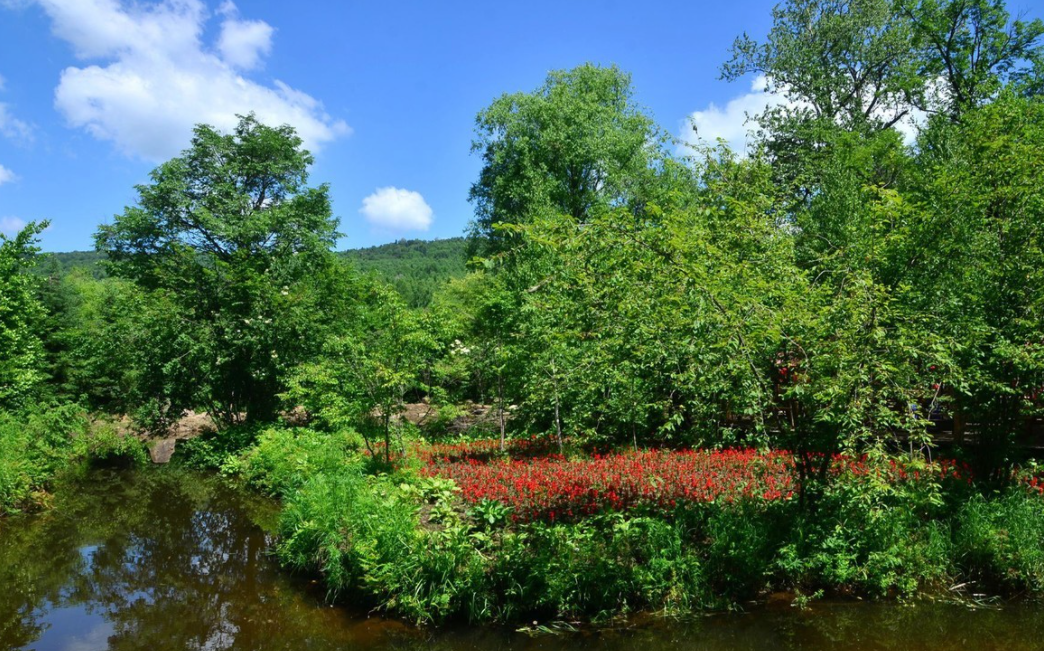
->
[95, 114, 346, 427]
[467, 64, 672, 256]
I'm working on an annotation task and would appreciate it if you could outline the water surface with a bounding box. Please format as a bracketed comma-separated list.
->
[1, 468, 1043, 650]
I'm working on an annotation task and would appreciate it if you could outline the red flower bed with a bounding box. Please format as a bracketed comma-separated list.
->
[424, 447, 796, 523]
[422, 440, 975, 524]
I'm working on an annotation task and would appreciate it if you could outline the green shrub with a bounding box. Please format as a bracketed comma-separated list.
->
[0, 404, 89, 513]
[74, 421, 148, 468]
[276, 470, 476, 621]
[488, 514, 707, 621]
[176, 424, 262, 470]
[776, 466, 954, 597]
[233, 427, 363, 497]
[956, 491, 1044, 593]
[702, 501, 785, 601]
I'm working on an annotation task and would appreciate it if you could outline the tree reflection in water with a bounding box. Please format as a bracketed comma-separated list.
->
[3, 468, 1044, 651]
[0, 469, 412, 651]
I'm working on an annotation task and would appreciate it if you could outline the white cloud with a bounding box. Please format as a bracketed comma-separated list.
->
[681, 74, 925, 156]
[217, 3, 273, 70]
[0, 216, 26, 235]
[30, 0, 348, 161]
[0, 164, 15, 185]
[360, 187, 433, 232]
[0, 103, 32, 142]
[679, 75, 792, 156]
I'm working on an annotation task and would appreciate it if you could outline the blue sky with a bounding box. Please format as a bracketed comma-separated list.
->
[0, 1, 1036, 252]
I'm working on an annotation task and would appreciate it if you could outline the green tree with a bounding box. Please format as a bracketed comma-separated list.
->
[468, 64, 670, 256]
[96, 114, 341, 427]
[722, 0, 924, 133]
[911, 93, 1044, 474]
[899, 0, 1044, 119]
[0, 221, 49, 409]
[288, 283, 430, 462]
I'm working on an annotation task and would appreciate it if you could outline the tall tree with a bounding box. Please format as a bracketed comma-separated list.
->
[96, 114, 342, 427]
[0, 221, 49, 410]
[899, 0, 1044, 119]
[722, 0, 924, 133]
[468, 64, 668, 256]
[912, 93, 1044, 473]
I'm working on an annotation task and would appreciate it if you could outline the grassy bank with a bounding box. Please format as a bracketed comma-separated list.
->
[179, 426, 1044, 625]
[0, 405, 149, 516]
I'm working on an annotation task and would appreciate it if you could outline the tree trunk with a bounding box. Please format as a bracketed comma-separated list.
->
[498, 373, 506, 452]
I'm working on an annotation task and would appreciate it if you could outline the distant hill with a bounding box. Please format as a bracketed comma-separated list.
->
[340, 238, 468, 308]
[39, 250, 106, 277]
[43, 237, 468, 308]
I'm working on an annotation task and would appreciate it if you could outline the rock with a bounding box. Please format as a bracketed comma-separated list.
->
[149, 438, 176, 464]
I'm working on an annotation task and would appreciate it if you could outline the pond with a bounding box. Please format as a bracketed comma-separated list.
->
[1, 468, 1043, 651]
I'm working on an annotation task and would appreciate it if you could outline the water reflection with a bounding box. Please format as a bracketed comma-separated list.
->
[0, 469, 408, 650]
[1, 469, 1043, 650]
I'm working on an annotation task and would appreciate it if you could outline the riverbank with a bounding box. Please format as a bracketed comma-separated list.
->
[5, 411, 1043, 626]
[175, 425, 1044, 625]
[6, 464, 1044, 651]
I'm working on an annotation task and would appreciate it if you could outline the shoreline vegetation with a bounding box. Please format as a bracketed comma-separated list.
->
[3, 0, 1044, 629]
[166, 426, 1044, 624]
[4, 417, 1044, 625]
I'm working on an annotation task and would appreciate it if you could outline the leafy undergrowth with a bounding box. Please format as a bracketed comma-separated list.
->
[0, 405, 148, 516]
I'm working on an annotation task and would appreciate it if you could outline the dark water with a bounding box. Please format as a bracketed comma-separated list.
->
[2, 469, 1044, 651]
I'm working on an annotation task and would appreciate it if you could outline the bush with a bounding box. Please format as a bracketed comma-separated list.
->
[176, 424, 263, 470]
[956, 490, 1044, 593]
[492, 514, 707, 621]
[0, 405, 85, 513]
[0, 404, 147, 514]
[276, 470, 479, 622]
[702, 501, 786, 601]
[234, 427, 363, 497]
[776, 463, 954, 597]
[74, 420, 149, 468]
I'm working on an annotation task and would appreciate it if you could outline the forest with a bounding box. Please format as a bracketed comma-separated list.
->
[42, 237, 467, 309]
[2, 0, 1044, 625]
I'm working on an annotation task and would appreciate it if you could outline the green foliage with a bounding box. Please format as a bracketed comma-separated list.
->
[778, 463, 954, 596]
[923, 95, 1044, 473]
[468, 63, 670, 255]
[75, 421, 149, 468]
[0, 222, 49, 410]
[176, 425, 262, 471]
[34, 250, 105, 278]
[340, 238, 467, 308]
[0, 405, 87, 514]
[492, 515, 708, 620]
[35, 270, 161, 414]
[956, 490, 1044, 591]
[233, 427, 363, 496]
[900, 0, 1044, 118]
[723, 0, 923, 133]
[275, 469, 477, 622]
[0, 404, 146, 514]
[287, 282, 434, 462]
[701, 502, 785, 600]
[96, 114, 346, 427]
